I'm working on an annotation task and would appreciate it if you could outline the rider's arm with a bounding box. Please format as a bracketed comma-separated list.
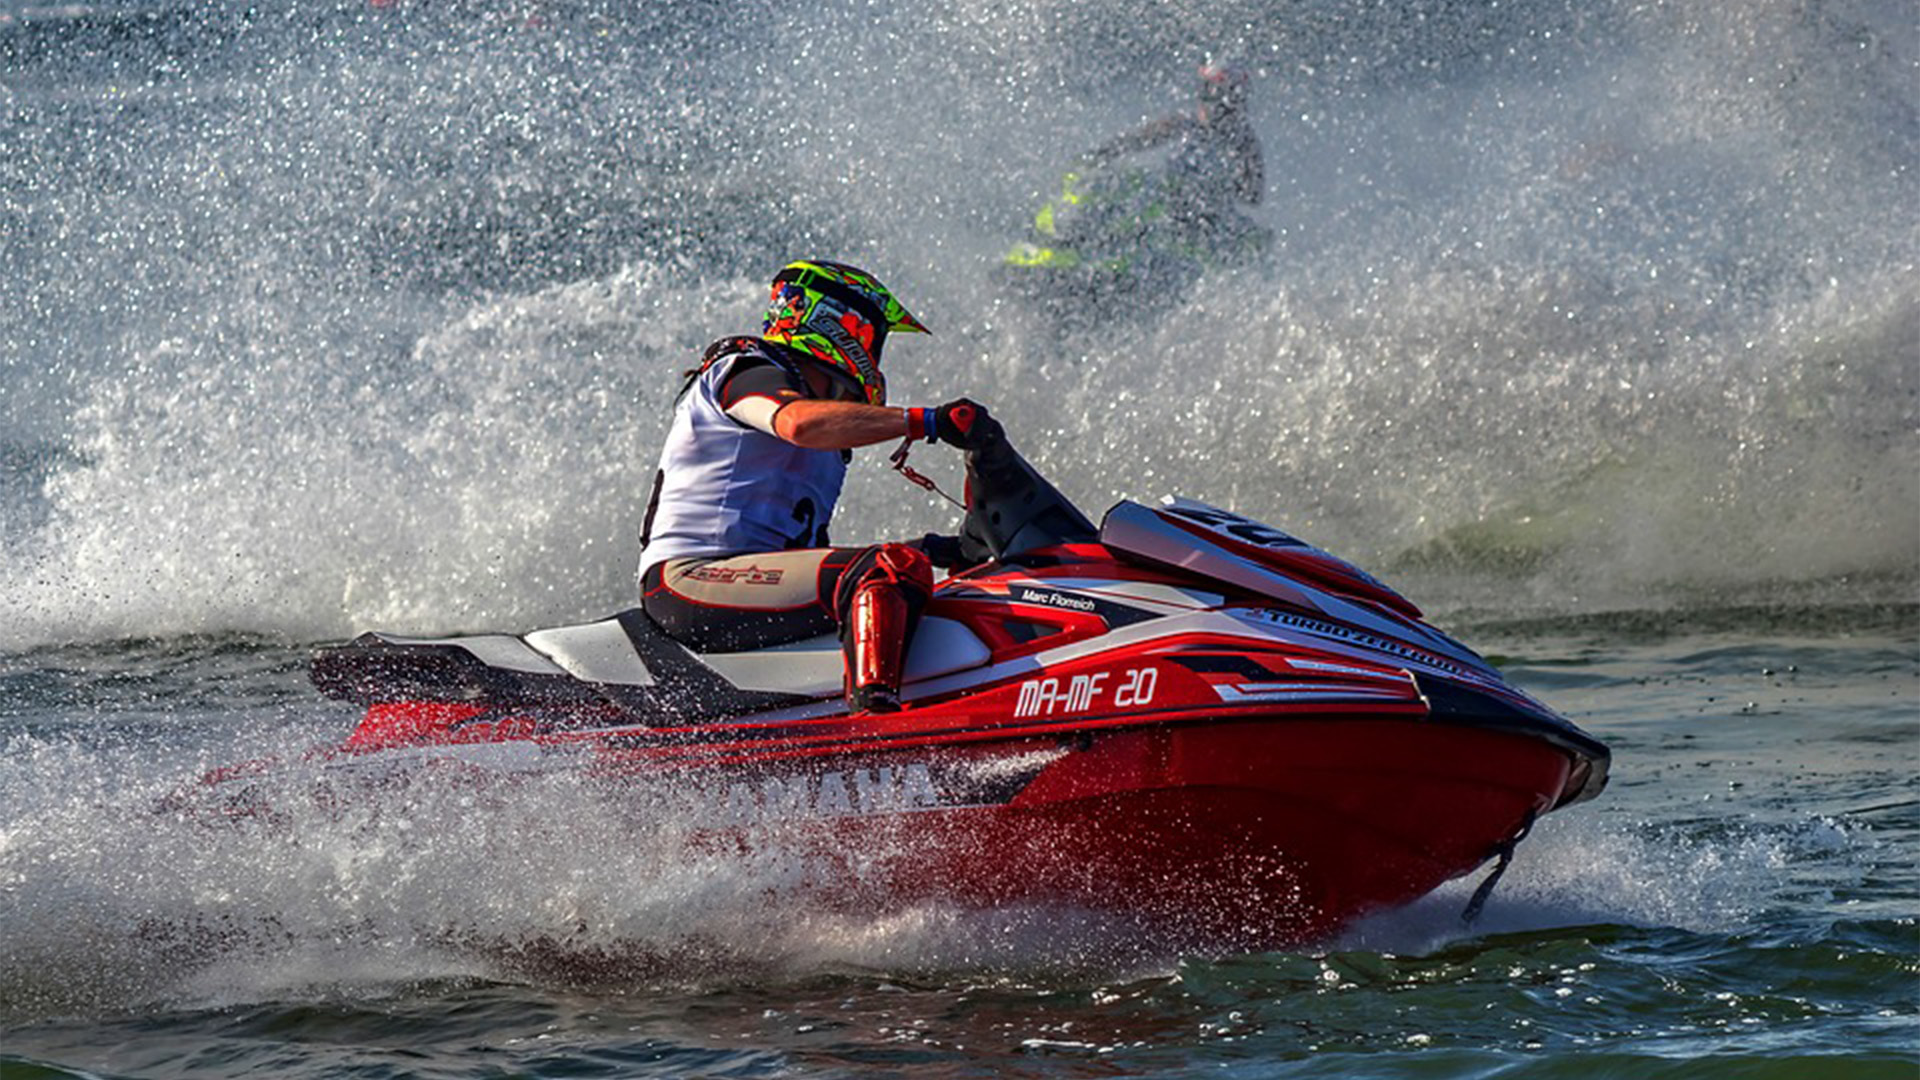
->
[719, 360, 925, 450]
[770, 399, 916, 449]
[1083, 113, 1189, 164]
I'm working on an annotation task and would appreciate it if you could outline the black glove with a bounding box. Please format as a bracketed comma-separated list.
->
[933, 398, 1002, 450]
[919, 533, 968, 570]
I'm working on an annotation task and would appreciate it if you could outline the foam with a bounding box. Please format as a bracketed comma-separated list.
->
[0, 722, 1167, 1012]
[1333, 809, 1863, 956]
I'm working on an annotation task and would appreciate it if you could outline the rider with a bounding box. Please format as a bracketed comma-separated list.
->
[1081, 61, 1264, 230]
[638, 260, 993, 714]
[1007, 63, 1265, 286]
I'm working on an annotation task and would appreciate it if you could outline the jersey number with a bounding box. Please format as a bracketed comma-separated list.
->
[786, 498, 830, 550]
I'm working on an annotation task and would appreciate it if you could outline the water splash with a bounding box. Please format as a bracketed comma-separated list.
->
[2, 0, 1914, 648]
[0, 720, 1167, 1015]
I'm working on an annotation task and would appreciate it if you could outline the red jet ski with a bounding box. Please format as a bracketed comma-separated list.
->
[270, 428, 1608, 948]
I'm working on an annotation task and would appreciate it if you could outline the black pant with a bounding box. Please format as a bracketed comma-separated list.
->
[641, 545, 930, 653]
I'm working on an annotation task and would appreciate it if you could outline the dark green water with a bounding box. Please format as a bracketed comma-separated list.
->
[2, 608, 1914, 1077]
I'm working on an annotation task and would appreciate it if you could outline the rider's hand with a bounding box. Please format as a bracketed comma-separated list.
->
[934, 399, 1002, 450]
[919, 533, 968, 570]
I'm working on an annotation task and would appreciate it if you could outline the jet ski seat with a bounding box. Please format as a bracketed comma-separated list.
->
[313, 607, 991, 717]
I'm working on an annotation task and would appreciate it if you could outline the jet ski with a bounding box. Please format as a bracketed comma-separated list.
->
[223, 428, 1608, 949]
[994, 162, 1272, 329]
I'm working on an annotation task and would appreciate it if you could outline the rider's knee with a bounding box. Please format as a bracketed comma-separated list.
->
[834, 542, 934, 620]
[872, 543, 935, 595]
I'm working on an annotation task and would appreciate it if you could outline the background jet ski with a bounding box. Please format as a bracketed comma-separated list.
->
[997, 64, 1274, 328]
[996, 160, 1273, 329]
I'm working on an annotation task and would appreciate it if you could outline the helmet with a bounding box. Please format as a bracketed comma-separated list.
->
[1198, 62, 1250, 118]
[761, 259, 929, 407]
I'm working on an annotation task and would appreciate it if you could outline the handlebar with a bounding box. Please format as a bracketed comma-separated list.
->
[957, 425, 1098, 564]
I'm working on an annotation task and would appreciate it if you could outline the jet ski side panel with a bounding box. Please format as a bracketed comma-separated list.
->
[696, 617, 993, 696]
[643, 716, 1575, 949]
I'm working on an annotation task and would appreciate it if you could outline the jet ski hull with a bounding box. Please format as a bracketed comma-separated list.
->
[292, 682, 1580, 948]
[708, 715, 1574, 947]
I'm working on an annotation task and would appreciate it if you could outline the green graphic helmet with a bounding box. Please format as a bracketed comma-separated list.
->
[762, 259, 929, 406]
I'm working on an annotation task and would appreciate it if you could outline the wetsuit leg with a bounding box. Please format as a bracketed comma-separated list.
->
[642, 548, 852, 652]
[642, 544, 934, 709]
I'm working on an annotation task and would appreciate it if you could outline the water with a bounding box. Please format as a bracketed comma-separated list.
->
[3, 0, 1916, 1075]
[1, 619, 1913, 1075]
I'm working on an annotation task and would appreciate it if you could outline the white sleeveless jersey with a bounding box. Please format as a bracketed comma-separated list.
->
[638, 346, 847, 579]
